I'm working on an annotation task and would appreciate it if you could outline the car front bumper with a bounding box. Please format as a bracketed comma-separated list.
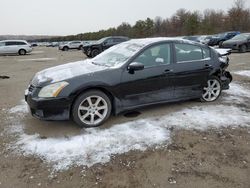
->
[25, 90, 72, 120]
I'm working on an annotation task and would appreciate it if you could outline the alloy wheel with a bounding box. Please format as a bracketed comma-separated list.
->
[202, 79, 221, 102]
[77, 95, 108, 126]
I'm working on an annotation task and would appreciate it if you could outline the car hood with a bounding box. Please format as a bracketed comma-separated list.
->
[31, 59, 108, 86]
[223, 39, 246, 44]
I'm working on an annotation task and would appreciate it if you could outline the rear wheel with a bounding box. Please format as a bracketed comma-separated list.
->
[239, 44, 247, 53]
[18, 49, 26, 55]
[201, 77, 222, 102]
[218, 41, 223, 48]
[63, 46, 69, 51]
[72, 90, 112, 128]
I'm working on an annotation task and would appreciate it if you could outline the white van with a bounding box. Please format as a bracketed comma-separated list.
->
[0, 40, 32, 55]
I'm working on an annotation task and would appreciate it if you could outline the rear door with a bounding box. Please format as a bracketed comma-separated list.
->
[70, 41, 80, 48]
[5, 41, 18, 53]
[172, 43, 212, 99]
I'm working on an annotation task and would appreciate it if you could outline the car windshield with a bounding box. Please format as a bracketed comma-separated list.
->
[92, 42, 145, 67]
[96, 37, 109, 44]
[216, 33, 226, 38]
[231, 34, 250, 40]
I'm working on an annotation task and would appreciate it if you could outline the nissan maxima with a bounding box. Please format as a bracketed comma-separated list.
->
[25, 38, 232, 127]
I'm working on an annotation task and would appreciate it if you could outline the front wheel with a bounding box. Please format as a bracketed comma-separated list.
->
[239, 44, 247, 53]
[201, 77, 222, 102]
[63, 46, 69, 51]
[72, 90, 112, 128]
[19, 49, 26, 55]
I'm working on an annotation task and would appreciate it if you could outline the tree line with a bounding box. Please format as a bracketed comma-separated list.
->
[39, 0, 250, 42]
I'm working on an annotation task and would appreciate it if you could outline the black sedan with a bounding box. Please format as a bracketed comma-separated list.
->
[221, 33, 250, 53]
[82, 36, 129, 58]
[25, 38, 232, 127]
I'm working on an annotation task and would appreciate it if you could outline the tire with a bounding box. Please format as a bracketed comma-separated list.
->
[18, 49, 26, 55]
[239, 44, 247, 53]
[218, 41, 223, 48]
[201, 76, 222, 102]
[72, 90, 112, 128]
[63, 46, 69, 51]
[91, 49, 100, 57]
[78, 45, 83, 50]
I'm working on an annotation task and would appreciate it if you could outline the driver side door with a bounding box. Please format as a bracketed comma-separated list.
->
[118, 43, 175, 108]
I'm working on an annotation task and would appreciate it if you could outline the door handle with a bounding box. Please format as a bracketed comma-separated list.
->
[205, 64, 213, 69]
[164, 69, 174, 74]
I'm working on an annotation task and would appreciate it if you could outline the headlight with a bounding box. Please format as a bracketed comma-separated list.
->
[38, 81, 69, 98]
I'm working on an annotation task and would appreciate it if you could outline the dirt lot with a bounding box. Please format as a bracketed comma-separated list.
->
[0, 47, 250, 188]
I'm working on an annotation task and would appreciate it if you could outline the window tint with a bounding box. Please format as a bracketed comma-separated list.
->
[105, 39, 114, 45]
[5, 41, 16, 46]
[113, 38, 123, 43]
[175, 44, 203, 62]
[16, 42, 26, 45]
[134, 43, 171, 67]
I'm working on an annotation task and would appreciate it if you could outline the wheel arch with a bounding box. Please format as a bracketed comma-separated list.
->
[18, 48, 26, 54]
[70, 86, 117, 117]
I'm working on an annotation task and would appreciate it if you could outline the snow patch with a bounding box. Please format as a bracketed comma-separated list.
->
[6, 82, 250, 171]
[15, 121, 170, 171]
[9, 100, 28, 114]
[234, 70, 250, 78]
[224, 82, 250, 98]
[18, 58, 56, 62]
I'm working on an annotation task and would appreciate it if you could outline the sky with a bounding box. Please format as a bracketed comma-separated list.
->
[0, 0, 250, 36]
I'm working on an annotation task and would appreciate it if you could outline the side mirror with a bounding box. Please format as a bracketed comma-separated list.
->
[128, 62, 144, 74]
[103, 41, 107, 46]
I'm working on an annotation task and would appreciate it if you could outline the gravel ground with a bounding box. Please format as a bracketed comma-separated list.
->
[0, 47, 250, 188]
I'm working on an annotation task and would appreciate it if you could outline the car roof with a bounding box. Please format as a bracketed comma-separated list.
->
[123, 37, 201, 47]
[105, 36, 129, 39]
[0, 40, 27, 42]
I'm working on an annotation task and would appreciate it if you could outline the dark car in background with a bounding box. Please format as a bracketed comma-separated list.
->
[82, 36, 129, 57]
[183, 35, 202, 42]
[221, 33, 250, 53]
[183, 35, 212, 44]
[25, 38, 232, 128]
[208, 31, 240, 47]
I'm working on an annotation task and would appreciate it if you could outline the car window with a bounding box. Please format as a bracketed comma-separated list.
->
[16, 42, 26, 45]
[0, 42, 5, 47]
[202, 48, 211, 59]
[5, 41, 16, 46]
[133, 43, 171, 67]
[105, 39, 114, 45]
[113, 38, 126, 43]
[175, 44, 203, 62]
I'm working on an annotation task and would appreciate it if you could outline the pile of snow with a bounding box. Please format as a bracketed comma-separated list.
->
[14, 122, 170, 171]
[234, 70, 250, 78]
[7, 82, 250, 171]
[18, 58, 57, 62]
[224, 82, 250, 103]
